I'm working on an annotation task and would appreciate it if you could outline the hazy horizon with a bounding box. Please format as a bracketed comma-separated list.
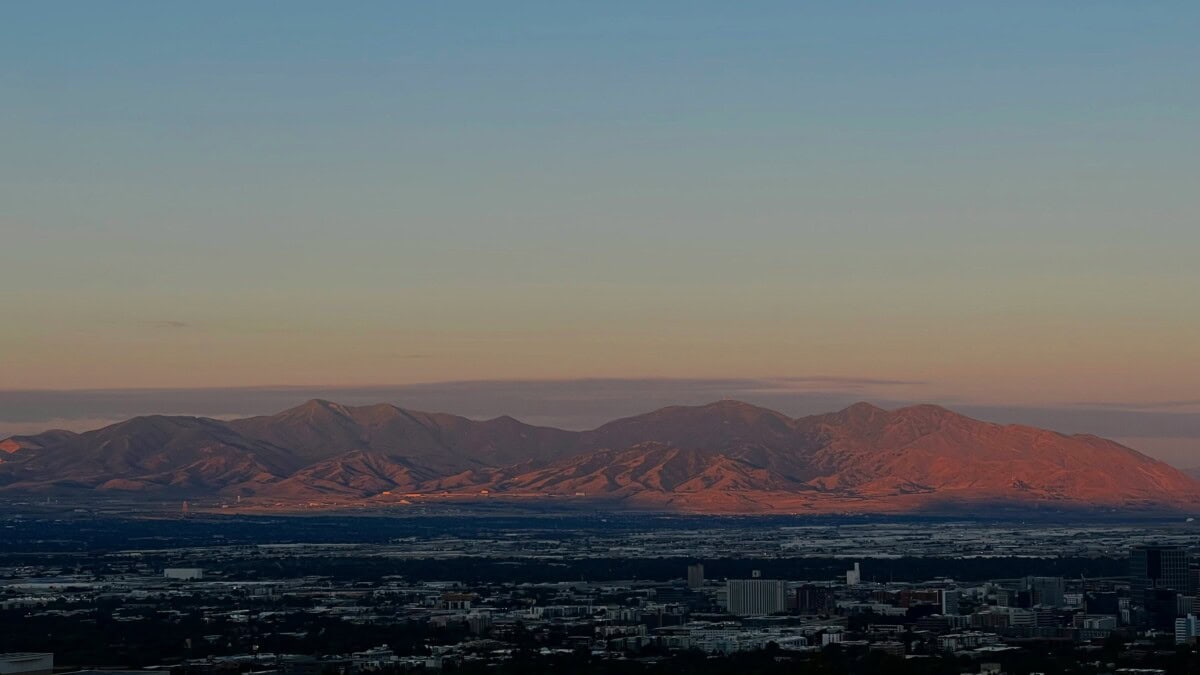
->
[3, 378, 1198, 468]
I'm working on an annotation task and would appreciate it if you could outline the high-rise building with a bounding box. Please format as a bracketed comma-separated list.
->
[1145, 588, 1182, 631]
[1131, 545, 1190, 604]
[1177, 594, 1197, 617]
[687, 563, 705, 589]
[1084, 591, 1120, 616]
[994, 588, 1013, 607]
[1176, 614, 1199, 644]
[726, 579, 786, 616]
[846, 562, 861, 586]
[1024, 576, 1065, 607]
[797, 584, 836, 614]
[941, 589, 961, 615]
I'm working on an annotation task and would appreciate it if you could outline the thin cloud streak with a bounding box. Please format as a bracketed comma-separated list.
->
[2, 377, 1199, 438]
[1065, 399, 1200, 412]
[1, 379, 1198, 466]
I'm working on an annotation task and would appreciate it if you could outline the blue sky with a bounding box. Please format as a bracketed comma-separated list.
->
[2, 3, 1198, 439]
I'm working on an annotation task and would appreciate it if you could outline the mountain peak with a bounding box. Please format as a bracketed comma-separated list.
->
[300, 397, 343, 409]
[823, 401, 888, 426]
[0, 429, 79, 454]
[892, 403, 961, 420]
[628, 399, 796, 428]
[702, 399, 774, 411]
[5, 399, 1198, 513]
[842, 401, 886, 414]
[287, 398, 354, 418]
[106, 414, 217, 433]
[697, 399, 787, 417]
[706, 399, 757, 407]
[826, 402, 970, 426]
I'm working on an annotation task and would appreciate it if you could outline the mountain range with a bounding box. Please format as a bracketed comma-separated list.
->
[2, 399, 1197, 514]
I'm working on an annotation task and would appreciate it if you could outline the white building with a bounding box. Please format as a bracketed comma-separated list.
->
[726, 579, 786, 616]
[164, 568, 204, 580]
[846, 562, 861, 586]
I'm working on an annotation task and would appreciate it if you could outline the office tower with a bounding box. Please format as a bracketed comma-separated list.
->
[1024, 576, 1065, 607]
[995, 588, 1013, 607]
[1034, 607, 1058, 628]
[1176, 614, 1199, 644]
[941, 589, 961, 615]
[797, 584, 836, 614]
[1084, 591, 1120, 616]
[687, 563, 705, 589]
[726, 579, 786, 616]
[1131, 545, 1190, 603]
[1146, 588, 1182, 631]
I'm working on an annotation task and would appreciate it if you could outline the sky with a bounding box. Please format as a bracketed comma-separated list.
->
[2, 3, 1198, 461]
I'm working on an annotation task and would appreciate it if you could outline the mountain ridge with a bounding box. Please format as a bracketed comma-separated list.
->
[2, 400, 1197, 514]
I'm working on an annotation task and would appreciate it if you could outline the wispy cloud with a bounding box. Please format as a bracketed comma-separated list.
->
[744, 376, 927, 392]
[1065, 399, 1200, 412]
[143, 320, 191, 329]
[774, 376, 925, 386]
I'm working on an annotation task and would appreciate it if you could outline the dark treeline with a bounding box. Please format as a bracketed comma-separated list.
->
[447, 645, 1200, 675]
[0, 553, 1125, 585]
[214, 555, 1126, 584]
[0, 512, 1170, 552]
[9, 607, 1200, 675]
[0, 604, 469, 668]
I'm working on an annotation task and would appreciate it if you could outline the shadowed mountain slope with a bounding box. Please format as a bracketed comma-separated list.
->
[3, 400, 1197, 512]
